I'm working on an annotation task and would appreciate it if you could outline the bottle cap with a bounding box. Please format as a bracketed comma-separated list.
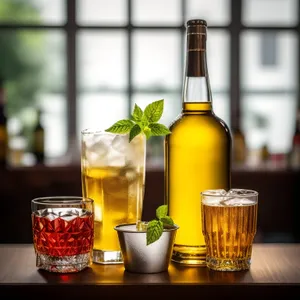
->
[187, 19, 207, 27]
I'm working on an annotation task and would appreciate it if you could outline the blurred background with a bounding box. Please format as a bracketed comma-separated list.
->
[0, 0, 299, 244]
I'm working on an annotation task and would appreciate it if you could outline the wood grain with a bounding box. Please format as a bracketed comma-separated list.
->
[0, 243, 299, 298]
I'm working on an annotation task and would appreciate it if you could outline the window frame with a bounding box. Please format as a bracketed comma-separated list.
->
[0, 0, 299, 162]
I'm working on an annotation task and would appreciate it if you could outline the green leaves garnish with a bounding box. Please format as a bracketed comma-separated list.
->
[105, 99, 171, 142]
[146, 204, 174, 246]
[104, 119, 134, 134]
[146, 220, 164, 246]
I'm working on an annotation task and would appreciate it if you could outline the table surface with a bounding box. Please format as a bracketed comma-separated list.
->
[0, 243, 299, 298]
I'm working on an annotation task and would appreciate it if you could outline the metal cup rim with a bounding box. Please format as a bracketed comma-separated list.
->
[114, 223, 179, 233]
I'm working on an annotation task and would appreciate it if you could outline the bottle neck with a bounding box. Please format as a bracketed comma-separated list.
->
[182, 23, 212, 107]
[36, 110, 43, 129]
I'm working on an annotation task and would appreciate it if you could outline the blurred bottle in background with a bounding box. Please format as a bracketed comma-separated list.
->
[232, 126, 247, 168]
[289, 109, 300, 169]
[32, 108, 45, 164]
[0, 79, 8, 168]
[8, 119, 27, 167]
[259, 143, 270, 169]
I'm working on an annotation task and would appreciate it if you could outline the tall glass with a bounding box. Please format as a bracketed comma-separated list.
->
[201, 189, 258, 271]
[81, 129, 146, 264]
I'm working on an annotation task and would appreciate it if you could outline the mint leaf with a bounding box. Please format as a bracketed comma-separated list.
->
[156, 204, 168, 219]
[105, 99, 171, 143]
[129, 124, 141, 142]
[144, 99, 164, 123]
[131, 104, 143, 122]
[140, 114, 149, 128]
[148, 123, 171, 136]
[161, 216, 174, 226]
[143, 126, 152, 140]
[145, 204, 175, 245]
[105, 119, 134, 134]
[146, 219, 163, 245]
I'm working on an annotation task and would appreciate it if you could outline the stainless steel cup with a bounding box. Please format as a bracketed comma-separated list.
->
[114, 223, 179, 273]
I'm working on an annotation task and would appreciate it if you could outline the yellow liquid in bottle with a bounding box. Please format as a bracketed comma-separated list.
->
[165, 102, 231, 265]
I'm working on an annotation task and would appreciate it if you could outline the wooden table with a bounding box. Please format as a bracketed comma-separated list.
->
[0, 243, 299, 298]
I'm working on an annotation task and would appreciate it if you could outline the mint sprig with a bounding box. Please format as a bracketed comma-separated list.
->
[146, 204, 174, 246]
[105, 99, 171, 142]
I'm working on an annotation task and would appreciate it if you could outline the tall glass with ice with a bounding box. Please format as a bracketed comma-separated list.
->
[201, 189, 258, 271]
[81, 129, 146, 264]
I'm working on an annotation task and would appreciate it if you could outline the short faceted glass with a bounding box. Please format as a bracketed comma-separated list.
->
[201, 189, 258, 271]
[81, 129, 146, 264]
[31, 196, 94, 273]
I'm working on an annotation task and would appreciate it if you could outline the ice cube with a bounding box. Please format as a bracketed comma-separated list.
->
[58, 208, 79, 221]
[226, 189, 253, 197]
[120, 165, 137, 182]
[89, 140, 109, 158]
[220, 197, 254, 206]
[127, 134, 146, 166]
[112, 134, 129, 154]
[42, 208, 59, 220]
[205, 189, 227, 196]
[202, 189, 227, 205]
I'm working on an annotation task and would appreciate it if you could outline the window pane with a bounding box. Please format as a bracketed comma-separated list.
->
[186, 0, 231, 25]
[77, 93, 128, 133]
[241, 94, 297, 154]
[132, 93, 181, 127]
[41, 94, 67, 159]
[212, 93, 230, 128]
[78, 30, 127, 90]
[0, 30, 66, 160]
[132, 30, 181, 90]
[207, 30, 230, 91]
[241, 31, 297, 90]
[0, 0, 65, 24]
[132, 0, 181, 25]
[77, 0, 127, 25]
[242, 0, 298, 26]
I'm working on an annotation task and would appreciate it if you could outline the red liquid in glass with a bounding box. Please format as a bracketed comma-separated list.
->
[32, 213, 94, 257]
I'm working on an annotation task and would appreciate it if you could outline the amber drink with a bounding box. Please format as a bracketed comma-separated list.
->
[81, 129, 146, 264]
[201, 189, 258, 271]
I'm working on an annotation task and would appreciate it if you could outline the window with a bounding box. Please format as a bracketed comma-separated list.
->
[241, 0, 299, 156]
[0, 0, 299, 167]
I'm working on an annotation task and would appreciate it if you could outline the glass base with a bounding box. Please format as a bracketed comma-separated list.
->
[93, 249, 123, 264]
[206, 256, 251, 271]
[36, 252, 91, 273]
[171, 244, 206, 266]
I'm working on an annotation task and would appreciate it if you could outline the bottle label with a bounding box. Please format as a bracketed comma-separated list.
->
[186, 29, 207, 77]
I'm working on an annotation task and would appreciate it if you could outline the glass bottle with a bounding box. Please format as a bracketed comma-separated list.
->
[289, 109, 300, 169]
[0, 79, 8, 168]
[164, 19, 231, 265]
[32, 108, 45, 164]
[232, 125, 247, 167]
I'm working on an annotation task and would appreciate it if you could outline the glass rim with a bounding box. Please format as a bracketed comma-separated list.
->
[81, 128, 128, 136]
[31, 196, 94, 205]
[201, 189, 259, 198]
